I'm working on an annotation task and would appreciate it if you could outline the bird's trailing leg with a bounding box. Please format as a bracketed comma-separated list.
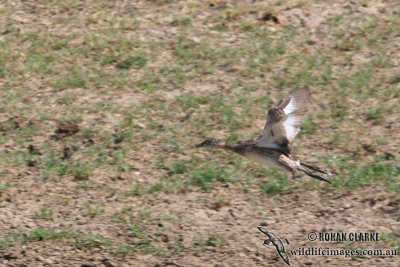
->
[300, 162, 333, 177]
[298, 166, 332, 184]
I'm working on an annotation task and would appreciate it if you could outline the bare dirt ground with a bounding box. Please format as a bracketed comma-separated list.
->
[0, 0, 399, 266]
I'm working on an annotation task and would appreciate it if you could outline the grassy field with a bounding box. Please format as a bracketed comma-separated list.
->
[0, 0, 399, 266]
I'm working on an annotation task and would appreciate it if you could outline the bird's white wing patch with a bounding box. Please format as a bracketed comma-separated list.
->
[256, 88, 309, 149]
[280, 112, 303, 141]
[283, 97, 298, 114]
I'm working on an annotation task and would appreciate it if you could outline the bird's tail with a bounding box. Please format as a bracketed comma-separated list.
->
[298, 162, 333, 184]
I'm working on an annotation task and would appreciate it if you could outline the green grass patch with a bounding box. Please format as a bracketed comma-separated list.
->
[380, 231, 400, 252]
[329, 156, 400, 194]
[258, 171, 289, 195]
[32, 206, 53, 221]
[189, 166, 233, 191]
[116, 54, 148, 69]
[193, 233, 224, 251]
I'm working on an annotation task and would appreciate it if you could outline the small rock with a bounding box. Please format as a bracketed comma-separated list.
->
[27, 160, 37, 167]
[62, 146, 74, 160]
[27, 144, 40, 155]
[343, 203, 352, 209]
[37, 256, 53, 265]
[3, 253, 17, 260]
[55, 121, 79, 138]
[259, 12, 288, 25]
[161, 234, 169, 242]
[101, 259, 115, 267]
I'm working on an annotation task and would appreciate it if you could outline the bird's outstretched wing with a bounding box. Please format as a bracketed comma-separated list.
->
[256, 88, 310, 151]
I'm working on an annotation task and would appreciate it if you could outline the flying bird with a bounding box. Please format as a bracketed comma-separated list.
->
[196, 88, 333, 183]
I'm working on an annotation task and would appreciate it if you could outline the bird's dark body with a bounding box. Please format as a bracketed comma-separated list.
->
[221, 141, 298, 173]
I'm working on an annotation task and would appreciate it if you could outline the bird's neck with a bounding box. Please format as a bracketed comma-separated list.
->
[213, 140, 234, 150]
[215, 140, 250, 153]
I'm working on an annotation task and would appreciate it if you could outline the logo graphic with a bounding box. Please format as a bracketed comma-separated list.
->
[257, 226, 291, 266]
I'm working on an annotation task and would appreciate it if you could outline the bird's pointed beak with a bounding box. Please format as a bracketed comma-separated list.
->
[195, 143, 203, 148]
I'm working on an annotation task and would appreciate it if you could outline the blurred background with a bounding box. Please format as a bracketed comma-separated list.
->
[0, 0, 399, 266]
